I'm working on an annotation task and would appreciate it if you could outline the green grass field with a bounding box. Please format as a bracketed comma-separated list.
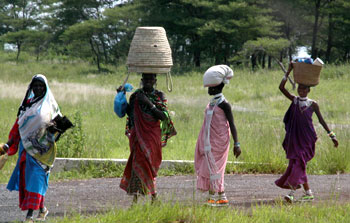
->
[0, 56, 349, 183]
[49, 202, 350, 223]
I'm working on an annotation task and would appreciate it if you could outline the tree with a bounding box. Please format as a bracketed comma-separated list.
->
[268, 0, 308, 61]
[25, 30, 50, 61]
[198, 0, 282, 65]
[325, 0, 350, 62]
[1, 30, 27, 60]
[61, 20, 105, 71]
[134, 0, 211, 67]
[44, 0, 115, 58]
[0, 0, 41, 61]
[133, 0, 283, 67]
[103, 1, 143, 63]
[242, 37, 290, 70]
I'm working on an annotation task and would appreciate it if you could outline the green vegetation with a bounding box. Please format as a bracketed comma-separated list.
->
[49, 202, 350, 223]
[0, 59, 349, 184]
[1, 0, 350, 69]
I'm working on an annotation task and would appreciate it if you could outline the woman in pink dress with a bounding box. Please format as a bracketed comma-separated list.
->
[195, 65, 241, 206]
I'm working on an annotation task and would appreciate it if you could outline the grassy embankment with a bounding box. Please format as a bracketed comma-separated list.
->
[50, 202, 350, 223]
[0, 56, 349, 182]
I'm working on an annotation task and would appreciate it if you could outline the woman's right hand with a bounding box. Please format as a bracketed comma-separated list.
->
[116, 85, 124, 93]
[286, 61, 293, 75]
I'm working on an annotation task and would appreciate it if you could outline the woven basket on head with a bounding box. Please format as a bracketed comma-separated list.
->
[292, 62, 322, 86]
[127, 27, 173, 74]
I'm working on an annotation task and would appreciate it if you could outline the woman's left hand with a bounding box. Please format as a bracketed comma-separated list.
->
[233, 146, 241, 158]
[332, 138, 339, 148]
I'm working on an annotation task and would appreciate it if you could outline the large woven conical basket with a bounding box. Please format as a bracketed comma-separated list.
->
[127, 27, 173, 74]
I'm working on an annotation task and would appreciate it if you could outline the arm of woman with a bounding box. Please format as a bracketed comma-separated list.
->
[1, 119, 20, 156]
[312, 102, 339, 147]
[218, 101, 241, 158]
[126, 93, 134, 116]
[279, 62, 295, 101]
[137, 92, 166, 121]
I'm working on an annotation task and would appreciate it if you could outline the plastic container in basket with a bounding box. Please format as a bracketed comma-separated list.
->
[292, 62, 322, 86]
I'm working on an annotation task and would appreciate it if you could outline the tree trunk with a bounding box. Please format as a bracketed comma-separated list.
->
[262, 52, 266, 69]
[279, 50, 284, 62]
[311, 0, 321, 58]
[288, 47, 293, 62]
[192, 34, 201, 67]
[215, 46, 220, 65]
[194, 50, 201, 67]
[251, 53, 257, 70]
[268, 55, 272, 69]
[90, 39, 101, 71]
[326, 12, 334, 63]
[224, 43, 229, 65]
[16, 42, 21, 62]
[99, 35, 109, 63]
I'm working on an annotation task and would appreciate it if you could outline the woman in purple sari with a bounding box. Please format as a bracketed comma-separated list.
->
[275, 62, 338, 203]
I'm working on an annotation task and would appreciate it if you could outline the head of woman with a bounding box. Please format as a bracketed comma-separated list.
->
[208, 82, 225, 96]
[31, 77, 46, 98]
[297, 84, 310, 98]
[141, 73, 157, 92]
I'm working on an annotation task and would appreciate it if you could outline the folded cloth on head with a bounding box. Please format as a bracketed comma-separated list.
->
[203, 65, 234, 87]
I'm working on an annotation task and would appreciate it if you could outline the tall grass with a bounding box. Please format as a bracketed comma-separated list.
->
[0, 56, 349, 182]
[50, 202, 350, 223]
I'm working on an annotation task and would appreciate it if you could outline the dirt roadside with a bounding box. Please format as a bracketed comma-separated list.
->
[1, 174, 349, 222]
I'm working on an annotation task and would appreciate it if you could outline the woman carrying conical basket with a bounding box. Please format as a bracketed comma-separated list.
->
[117, 27, 176, 203]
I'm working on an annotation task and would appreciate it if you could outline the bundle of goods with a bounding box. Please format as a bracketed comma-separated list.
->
[292, 57, 324, 86]
[0, 143, 8, 170]
[203, 65, 234, 87]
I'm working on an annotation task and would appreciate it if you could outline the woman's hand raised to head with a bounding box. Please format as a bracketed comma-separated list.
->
[285, 61, 293, 76]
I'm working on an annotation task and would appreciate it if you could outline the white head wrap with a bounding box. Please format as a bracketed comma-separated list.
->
[203, 65, 234, 87]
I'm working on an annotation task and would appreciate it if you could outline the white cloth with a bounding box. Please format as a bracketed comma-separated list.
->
[18, 74, 61, 157]
[203, 65, 234, 87]
[204, 93, 226, 191]
[210, 93, 225, 106]
[294, 97, 314, 110]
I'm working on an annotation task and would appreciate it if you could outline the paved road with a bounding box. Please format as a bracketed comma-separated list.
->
[1, 174, 350, 222]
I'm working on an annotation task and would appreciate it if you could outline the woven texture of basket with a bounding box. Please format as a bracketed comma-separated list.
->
[292, 62, 322, 86]
[127, 27, 173, 74]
